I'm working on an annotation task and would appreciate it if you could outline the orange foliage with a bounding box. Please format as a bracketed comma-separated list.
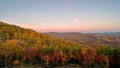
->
[81, 47, 88, 55]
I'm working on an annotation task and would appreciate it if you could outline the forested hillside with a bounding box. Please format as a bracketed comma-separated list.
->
[0, 21, 53, 46]
[0, 22, 120, 68]
[0, 22, 74, 46]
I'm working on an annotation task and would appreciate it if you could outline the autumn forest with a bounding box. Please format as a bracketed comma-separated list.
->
[0, 22, 120, 68]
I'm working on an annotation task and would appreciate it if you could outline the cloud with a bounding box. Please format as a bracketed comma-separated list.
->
[74, 17, 79, 23]
[39, 23, 45, 27]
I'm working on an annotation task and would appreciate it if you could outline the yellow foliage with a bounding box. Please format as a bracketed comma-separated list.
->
[13, 60, 20, 65]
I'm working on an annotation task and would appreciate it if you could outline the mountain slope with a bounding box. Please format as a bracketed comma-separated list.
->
[0, 21, 75, 47]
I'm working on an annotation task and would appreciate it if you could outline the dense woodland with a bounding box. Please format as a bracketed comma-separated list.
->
[0, 21, 120, 68]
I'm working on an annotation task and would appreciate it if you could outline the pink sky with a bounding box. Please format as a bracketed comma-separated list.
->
[1, 19, 120, 33]
[0, 0, 120, 32]
[30, 25, 120, 32]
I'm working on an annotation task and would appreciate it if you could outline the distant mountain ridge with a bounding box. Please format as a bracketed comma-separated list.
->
[45, 32, 120, 35]
[96, 32, 120, 35]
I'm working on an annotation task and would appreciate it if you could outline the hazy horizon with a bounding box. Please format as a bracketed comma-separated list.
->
[0, 0, 120, 32]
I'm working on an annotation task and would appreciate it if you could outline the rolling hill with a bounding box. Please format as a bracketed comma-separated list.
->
[45, 32, 120, 47]
[0, 21, 75, 47]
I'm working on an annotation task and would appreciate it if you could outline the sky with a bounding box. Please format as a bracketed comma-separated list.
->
[0, 0, 120, 33]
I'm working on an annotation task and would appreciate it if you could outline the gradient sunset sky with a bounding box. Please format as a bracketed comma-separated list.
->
[0, 0, 120, 32]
